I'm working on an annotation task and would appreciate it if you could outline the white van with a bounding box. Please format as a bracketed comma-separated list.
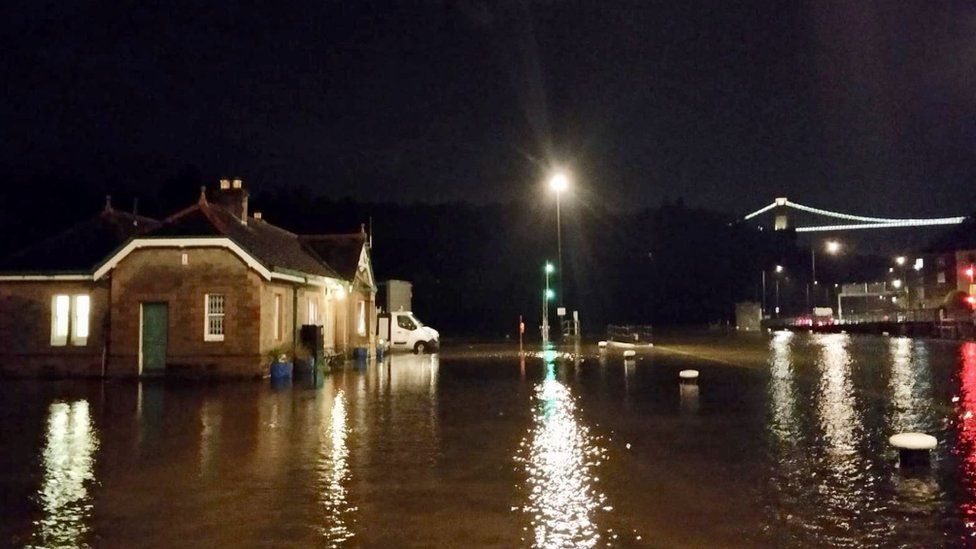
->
[377, 311, 439, 354]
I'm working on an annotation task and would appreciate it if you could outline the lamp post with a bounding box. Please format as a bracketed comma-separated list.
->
[542, 262, 555, 342]
[775, 264, 783, 318]
[548, 172, 569, 308]
[810, 240, 841, 309]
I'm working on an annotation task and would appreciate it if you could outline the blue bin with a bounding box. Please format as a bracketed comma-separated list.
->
[270, 361, 293, 380]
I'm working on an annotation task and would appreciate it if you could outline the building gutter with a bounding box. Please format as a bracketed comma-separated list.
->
[0, 274, 93, 281]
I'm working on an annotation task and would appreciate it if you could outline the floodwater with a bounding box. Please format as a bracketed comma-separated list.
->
[2, 334, 976, 547]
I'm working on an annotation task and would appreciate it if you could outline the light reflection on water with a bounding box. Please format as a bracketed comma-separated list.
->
[888, 337, 934, 433]
[318, 389, 355, 546]
[12, 336, 976, 546]
[768, 330, 797, 441]
[957, 342, 976, 538]
[517, 362, 608, 548]
[30, 400, 98, 549]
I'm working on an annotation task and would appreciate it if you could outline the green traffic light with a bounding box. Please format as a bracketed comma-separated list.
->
[545, 262, 555, 274]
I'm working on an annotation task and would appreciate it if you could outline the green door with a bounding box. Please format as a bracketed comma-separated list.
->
[141, 303, 168, 374]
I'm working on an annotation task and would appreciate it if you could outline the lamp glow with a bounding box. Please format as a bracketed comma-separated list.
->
[549, 172, 569, 194]
[545, 262, 555, 274]
[825, 241, 841, 254]
[895, 256, 906, 266]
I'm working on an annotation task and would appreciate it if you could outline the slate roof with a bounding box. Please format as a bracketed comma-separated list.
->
[300, 234, 368, 281]
[0, 206, 160, 273]
[151, 198, 344, 279]
[1, 190, 369, 283]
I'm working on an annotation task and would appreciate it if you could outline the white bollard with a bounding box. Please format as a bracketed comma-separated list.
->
[623, 349, 636, 358]
[679, 369, 699, 383]
[889, 433, 937, 467]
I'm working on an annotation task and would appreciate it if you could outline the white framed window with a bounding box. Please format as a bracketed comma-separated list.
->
[51, 294, 90, 346]
[937, 271, 946, 284]
[72, 295, 90, 346]
[308, 298, 318, 325]
[205, 294, 225, 342]
[51, 295, 70, 346]
[357, 300, 366, 336]
[273, 294, 282, 340]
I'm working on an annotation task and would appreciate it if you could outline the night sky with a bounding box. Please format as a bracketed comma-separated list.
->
[3, 1, 975, 216]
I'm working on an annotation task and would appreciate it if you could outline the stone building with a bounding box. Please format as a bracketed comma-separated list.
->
[0, 179, 375, 377]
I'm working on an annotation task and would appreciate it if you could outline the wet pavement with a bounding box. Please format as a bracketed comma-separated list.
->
[3, 333, 976, 547]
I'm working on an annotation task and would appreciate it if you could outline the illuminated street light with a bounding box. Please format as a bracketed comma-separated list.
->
[775, 265, 784, 273]
[549, 172, 569, 194]
[545, 262, 555, 274]
[547, 170, 570, 312]
[826, 240, 841, 254]
[892, 279, 902, 289]
[895, 256, 906, 266]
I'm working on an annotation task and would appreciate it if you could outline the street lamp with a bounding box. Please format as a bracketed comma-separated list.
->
[548, 171, 569, 308]
[810, 240, 841, 309]
[774, 265, 783, 317]
[542, 262, 555, 342]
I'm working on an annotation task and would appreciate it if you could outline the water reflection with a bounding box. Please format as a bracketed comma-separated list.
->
[816, 333, 858, 454]
[887, 337, 933, 434]
[811, 333, 882, 542]
[31, 400, 99, 548]
[517, 361, 608, 548]
[768, 330, 798, 440]
[679, 383, 699, 414]
[956, 342, 976, 537]
[318, 390, 355, 546]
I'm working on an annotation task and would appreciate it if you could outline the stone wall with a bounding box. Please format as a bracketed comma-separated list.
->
[109, 247, 264, 377]
[0, 280, 109, 377]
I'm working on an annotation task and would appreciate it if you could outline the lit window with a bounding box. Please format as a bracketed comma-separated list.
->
[357, 300, 366, 336]
[51, 295, 70, 346]
[72, 295, 90, 345]
[205, 294, 225, 341]
[51, 294, 89, 346]
[274, 294, 282, 340]
[938, 271, 946, 284]
[308, 298, 318, 325]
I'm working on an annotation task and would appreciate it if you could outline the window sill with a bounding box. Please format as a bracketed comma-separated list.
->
[204, 335, 225, 342]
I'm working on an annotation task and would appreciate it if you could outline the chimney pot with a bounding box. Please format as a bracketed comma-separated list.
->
[220, 179, 231, 190]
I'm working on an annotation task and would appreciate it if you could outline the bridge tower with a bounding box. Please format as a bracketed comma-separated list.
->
[773, 197, 791, 231]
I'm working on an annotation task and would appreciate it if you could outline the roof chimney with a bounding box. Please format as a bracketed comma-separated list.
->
[213, 178, 249, 225]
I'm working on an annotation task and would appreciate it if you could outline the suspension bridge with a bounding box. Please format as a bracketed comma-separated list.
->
[743, 197, 969, 232]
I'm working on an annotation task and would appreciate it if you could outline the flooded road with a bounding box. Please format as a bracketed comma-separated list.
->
[2, 334, 976, 547]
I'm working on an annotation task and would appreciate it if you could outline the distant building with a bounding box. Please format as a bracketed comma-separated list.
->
[377, 280, 412, 313]
[917, 219, 976, 310]
[0, 180, 376, 378]
[735, 301, 762, 331]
